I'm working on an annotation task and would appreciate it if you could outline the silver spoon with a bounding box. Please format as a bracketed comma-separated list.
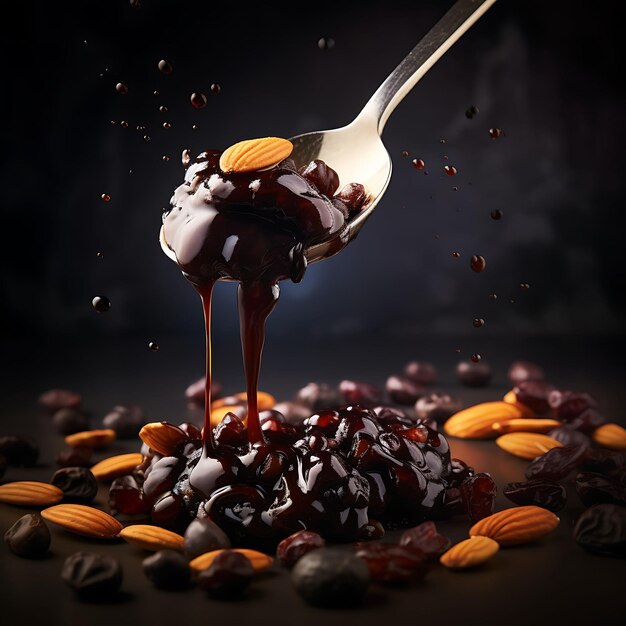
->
[160, 0, 497, 264]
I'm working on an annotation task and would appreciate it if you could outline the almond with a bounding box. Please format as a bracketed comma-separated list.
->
[444, 402, 527, 439]
[470, 505, 560, 546]
[118, 524, 184, 551]
[495, 432, 563, 459]
[492, 418, 561, 434]
[439, 536, 499, 569]
[219, 137, 293, 173]
[189, 548, 273, 573]
[592, 423, 626, 451]
[0, 481, 63, 507]
[41, 504, 123, 538]
[65, 428, 116, 448]
[502, 390, 534, 417]
[211, 391, 276, 412]
[90, 453, 144, 481]
[139, 422, 188, 456]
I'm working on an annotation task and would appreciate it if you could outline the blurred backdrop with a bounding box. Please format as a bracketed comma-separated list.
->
[1, 0, 625, 384]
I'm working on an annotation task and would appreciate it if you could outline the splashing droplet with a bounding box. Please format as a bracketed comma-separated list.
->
[101, 193, 111, 202]
[412, 158, 425, 170]
[96, 252, 103, 259]
[148, 341, 160, 351]
[162, 155, 170, 162]
[190, 92, 207, 109]
[520, 283, 530, 290]
[401, 150, 409, 158]
[470, 353, 481, 363]
[473, 318, 485, 328]
[318, 37, 335, 50]
[159, 105, 168, 112]
[92, 296, 111, 313]
[153, 90, 160, 97]
[162, 122, 171, 129]
[452, 251, 460, 258]
[158, 59, 173, 75]
[115, 83, 128, 95]
[489, 128, 502, 139]
[491, 209, 503, 220]
[210, 83, 221, 95]
[470, 255, 486, 273]
[444, 165, 457, 177]
[465, 105, 479, 119]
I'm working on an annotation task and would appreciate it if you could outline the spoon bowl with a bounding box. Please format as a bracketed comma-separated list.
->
[160, 0, 496, 266]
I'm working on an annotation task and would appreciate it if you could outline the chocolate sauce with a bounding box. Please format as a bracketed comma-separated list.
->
[155, 147, 469, 542]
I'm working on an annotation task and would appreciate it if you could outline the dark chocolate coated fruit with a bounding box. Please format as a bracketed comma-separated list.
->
[183, 518, 231, 558]
[507, 361, 544, 384]
[109, 475, 147, 515]
[338, 380, 382, 406]
[0, 436, 39, 467]
[573, 504, 626, 556]
[4, 514, 51, 558]
[52, 408, 90, 436]
[415, 393, 461, 423]
[456, 360, 491, 387]
[504, 480, 567, 512]
[143, 549, 191, 589]
[196, 550, 254, 598]
[62, 552, 123, 599]
[277, 530, 325, 567]
[299, 159, 340, 197]
[292, 548, 370, 607]
[39, 389, 81, 413]
[404, 361, 437, 385]
[385, 375, 423, 405]
[549, 390, 598, 421]
[102, 405, 145, 439]
[56, 446, 92, 468]
[51, 467, 98, 502]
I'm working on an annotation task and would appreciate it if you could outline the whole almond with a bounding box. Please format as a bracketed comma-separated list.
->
[41, 504, 123, 538]
[0, 481, 63, 507]
[492, 418, 561, 434]
[139, 422, 188, 456]
[470, 505, 560, 546]
[219, 137, 293, 173]
[118, 524, 184, 551]
[592, 423, 626, 451]
[65, 428, 116, 448]
[495, 432, 563, 459]
[189, 548, 273, 573]
[444, 402, 527, 439]
[90, 453, 144, 481]
[440, 536, 499, 569]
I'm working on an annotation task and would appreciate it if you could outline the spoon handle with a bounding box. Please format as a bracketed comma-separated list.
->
[357, 0, 497, 134]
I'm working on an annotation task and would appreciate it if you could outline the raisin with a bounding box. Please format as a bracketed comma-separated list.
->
[354, 542, 427, 584]
[399, 521, 451, 558]
[460, 473, 497, 522]
[277, 530, 325, 567]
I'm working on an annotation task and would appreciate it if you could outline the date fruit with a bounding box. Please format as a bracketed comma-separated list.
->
[51, 467, 98, 503]
[575, 472, 626, 508]
[354, 542, 427, 584]
[399, 521, 451, 558]
[196, 550, 254, 598]
[525, 445, 586, 482]
[573, 504, 626, 556]
[143, 549, 191, 589]
[277, 530, 325, 567]
[504, 480, 566, 513]
[62, 552, 123, 599]
[4, 513, 51, 558]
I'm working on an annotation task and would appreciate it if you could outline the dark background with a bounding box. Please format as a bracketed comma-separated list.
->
[1, 0, 626, 385]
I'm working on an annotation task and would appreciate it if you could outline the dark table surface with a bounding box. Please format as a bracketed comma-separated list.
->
[1, 333, 625, 626]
